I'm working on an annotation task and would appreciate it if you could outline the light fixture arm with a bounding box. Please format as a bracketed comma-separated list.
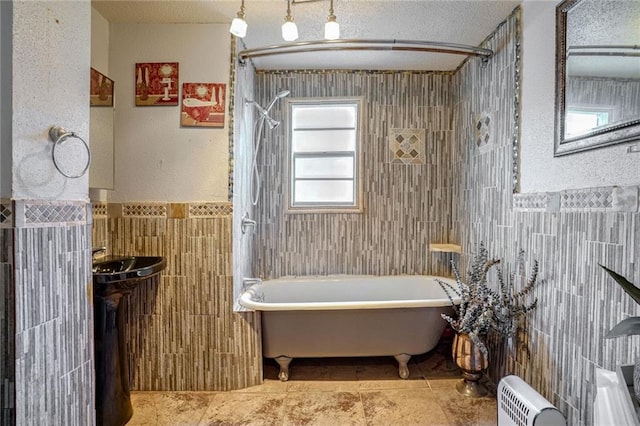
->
[285, 0, 294, 22]
[328, 0, 335, 21]
[237, 0, 245, 19]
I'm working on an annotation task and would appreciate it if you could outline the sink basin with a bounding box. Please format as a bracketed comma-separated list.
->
[93, 256, 166, 285]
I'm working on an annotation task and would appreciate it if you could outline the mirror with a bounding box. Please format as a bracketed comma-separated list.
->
[554, 0, 640, 156]
[89, 67, 115, 189]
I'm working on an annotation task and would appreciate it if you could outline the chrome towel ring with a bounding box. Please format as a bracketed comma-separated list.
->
[48, 126, 91, 178]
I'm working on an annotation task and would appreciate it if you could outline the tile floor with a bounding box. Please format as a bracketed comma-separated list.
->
[128, 338, 498, 426]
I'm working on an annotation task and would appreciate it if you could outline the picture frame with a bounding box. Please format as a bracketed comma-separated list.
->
[181, 83, 226, 128]
[90, 67, 114, 107]
[135, 62, 179, 106]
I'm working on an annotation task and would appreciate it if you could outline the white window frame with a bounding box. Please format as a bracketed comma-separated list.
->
[286, 97, 363, 214]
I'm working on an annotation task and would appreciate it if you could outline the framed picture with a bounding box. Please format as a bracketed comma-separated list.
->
[181, 83, 226, 128]
[90, 67, 114, 107]
[135, 62, 179, 106]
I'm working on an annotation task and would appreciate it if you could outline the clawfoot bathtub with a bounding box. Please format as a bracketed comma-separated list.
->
[240, 275, 459, 381]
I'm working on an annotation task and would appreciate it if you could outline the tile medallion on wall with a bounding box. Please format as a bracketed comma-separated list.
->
[389, 129, 426, 165]
[474, 113, 493, 151]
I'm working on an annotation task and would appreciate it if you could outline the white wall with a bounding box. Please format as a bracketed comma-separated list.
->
[90, 7, 114, 193]
[91, 8, 109, 73]
[0, 1, 11, 198]
[11, 1, 89, 201]
[109, 23, 231, 202]
[519, 0, 640, 193]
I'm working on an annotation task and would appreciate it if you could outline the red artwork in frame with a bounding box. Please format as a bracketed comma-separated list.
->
[181, 83, 226, 128]
[135, 62, 179, 106]
[90, 67, 114, 106]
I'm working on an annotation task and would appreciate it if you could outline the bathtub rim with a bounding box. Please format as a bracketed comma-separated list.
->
[239, 274, 461, 311]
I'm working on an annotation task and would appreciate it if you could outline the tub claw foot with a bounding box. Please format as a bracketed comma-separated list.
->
[274, 356, 292, 382]
[394, 354, 411, 379]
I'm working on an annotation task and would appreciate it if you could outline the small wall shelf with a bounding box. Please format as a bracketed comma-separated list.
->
[429, 243, 462, 254]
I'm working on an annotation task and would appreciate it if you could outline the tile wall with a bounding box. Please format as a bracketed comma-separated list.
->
[0, 200, 14, 425]
[9, 200, 94, 425]
[251, 7, 640, 424]
[453, 9, 640, 424]
[254, 70, 457, 278]
[95, 202, 262, 391]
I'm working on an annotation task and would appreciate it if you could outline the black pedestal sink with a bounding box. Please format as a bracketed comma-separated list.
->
[93, 256, 166, 426]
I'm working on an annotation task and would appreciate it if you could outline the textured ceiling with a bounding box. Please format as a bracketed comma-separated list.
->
[92, 0, 521, 70]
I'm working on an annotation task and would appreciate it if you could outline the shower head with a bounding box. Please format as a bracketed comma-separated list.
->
[245, 99, 280, 129]
[265, 90, 290, 112]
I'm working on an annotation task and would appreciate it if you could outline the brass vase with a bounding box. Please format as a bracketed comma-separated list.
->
[452, 332, 489, 397]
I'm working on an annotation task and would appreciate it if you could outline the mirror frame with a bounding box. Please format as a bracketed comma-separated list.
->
[554, 0, 640, 156]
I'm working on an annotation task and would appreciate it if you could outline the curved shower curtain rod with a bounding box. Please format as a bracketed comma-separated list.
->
[238, 39, 493, 65]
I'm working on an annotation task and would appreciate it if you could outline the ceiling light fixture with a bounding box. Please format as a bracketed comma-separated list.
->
[324, 0, 339, 40]
[229, 0, 247, 38]
[282, 0, 299, 42]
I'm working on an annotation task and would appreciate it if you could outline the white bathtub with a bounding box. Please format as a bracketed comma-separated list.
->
[239, 275, 460, 381]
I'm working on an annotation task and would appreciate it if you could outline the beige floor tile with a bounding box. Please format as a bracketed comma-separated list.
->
[431, 387, 498, 426]
[413, 348, 461, 380]
[232, 378, 289, 393]
[198, 392, 287, 426]
[282, 391, 366, 426]
[360, 388, 452, 426]
[129, 392, 214, 426]
[287, 380, 361, 392]
[427, 377, 461, 390]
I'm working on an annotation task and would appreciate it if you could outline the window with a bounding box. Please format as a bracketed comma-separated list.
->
[288, 99, 362, 212]
[565, 107, 613, 138]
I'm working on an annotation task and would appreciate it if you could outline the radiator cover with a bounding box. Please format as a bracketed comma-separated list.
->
[497, 375, 566, 426]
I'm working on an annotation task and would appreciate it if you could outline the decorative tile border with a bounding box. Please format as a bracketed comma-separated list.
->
[189, 202, 233, 217]
[122, 203, 167, 218]
[513, 186, 639, 213]
[13, 200, 88, 228]
[0, 199, 13, 228]
[101, 202, 233, 218]
[91, 202, 108, 218]
[513, 193, 560, 212]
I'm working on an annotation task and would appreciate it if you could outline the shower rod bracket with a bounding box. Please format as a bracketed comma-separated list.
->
[238, 38, 493, 66]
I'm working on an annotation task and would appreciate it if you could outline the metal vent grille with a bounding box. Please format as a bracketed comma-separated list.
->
[497, 375, 566, 426]
[500, 384, 531, 426]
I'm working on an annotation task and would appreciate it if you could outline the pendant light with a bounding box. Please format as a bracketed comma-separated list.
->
[324, 0, 339, 40]
[229, 0, 247, 38]
[282, 0, 299, 42]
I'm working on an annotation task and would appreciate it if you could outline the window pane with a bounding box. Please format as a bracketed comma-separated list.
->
[295, 156, 354, 179]
[293, 105, 356, 128]
[294, 180, 354, 204]
[293, 129, 356, 152]
[565, 110, 610, 137]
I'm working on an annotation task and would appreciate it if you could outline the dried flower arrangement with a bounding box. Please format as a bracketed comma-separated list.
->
[437, 243, 539, 357]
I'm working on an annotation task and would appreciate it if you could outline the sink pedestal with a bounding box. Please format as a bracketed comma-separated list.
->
[94, 292, 133, 426]
[92, 256, 166, 426]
